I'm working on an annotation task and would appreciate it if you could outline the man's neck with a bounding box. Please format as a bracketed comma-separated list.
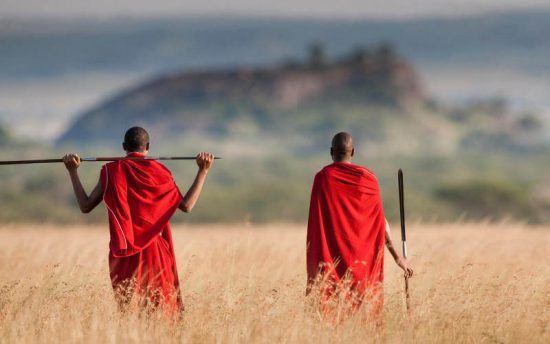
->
[333, 158, 352, 164]
[126, 150, 147, 156]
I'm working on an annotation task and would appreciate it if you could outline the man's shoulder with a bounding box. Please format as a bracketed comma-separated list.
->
[319, 162, 376, 174]
[101, 161, 116, 173]
[356, 165, 378, 180]
[315, 164, 333, 178]
[317, 163, 379, 182]
[102, 160, 173, 175]
[152, 161, 174, 175]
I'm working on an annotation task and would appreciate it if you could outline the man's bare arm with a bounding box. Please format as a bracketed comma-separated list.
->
[179, 152, 214, 213]
[63, 154, 103, 214]
[385, 219, 400, 261]
[385, 219, 414, 277]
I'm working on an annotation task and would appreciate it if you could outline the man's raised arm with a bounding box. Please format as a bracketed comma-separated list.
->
[63, 153, 103, 214]
[179, 152, 214, 213]
[385, 219, 414, 278]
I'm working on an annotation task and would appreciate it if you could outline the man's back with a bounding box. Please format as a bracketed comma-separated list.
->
[62, 126, 214, 313]
[101, 152, 183, 257]
[306, 162, 386, 293]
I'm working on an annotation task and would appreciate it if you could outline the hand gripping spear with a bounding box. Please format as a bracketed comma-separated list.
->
[398, 168, 411, 311]
[0, 156, 221, 165]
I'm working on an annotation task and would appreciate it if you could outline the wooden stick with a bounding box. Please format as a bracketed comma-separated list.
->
[0, 156, 221, 165]
[398, 168, 411, 311]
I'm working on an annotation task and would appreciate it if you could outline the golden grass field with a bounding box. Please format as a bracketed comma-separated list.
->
[0, 223, 548, 343]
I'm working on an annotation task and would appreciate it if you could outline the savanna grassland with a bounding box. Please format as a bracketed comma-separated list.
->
[0, 223, 548, 343]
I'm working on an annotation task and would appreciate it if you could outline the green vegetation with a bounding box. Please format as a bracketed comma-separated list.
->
[434, 179, 536, 221]
[0, 97, 548, 224]
[0, 147, 548, 224]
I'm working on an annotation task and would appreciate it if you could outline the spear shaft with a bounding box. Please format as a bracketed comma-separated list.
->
[0, 156, 221, 165]
[398, 168, 411, 311]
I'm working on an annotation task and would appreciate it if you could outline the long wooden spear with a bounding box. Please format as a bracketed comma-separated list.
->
[0, 156, 221, 165]
[398, 168, 411, 311]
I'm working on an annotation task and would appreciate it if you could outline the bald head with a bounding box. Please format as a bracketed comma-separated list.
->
[123, 126, 150, 153]
[331, 132, 354, 162]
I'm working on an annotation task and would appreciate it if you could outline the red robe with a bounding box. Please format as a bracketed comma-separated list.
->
[307, 162, 386, 313]
[100, 152, 183, 312]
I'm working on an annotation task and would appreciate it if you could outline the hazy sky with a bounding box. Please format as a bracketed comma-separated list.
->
[2, 0, 550, 19]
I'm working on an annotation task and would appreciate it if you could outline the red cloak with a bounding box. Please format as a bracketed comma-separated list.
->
[306, 162, 386, 311]
[100, 152, 183, 312]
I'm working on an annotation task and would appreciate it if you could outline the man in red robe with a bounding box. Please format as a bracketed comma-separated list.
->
[62, 126, 214, 313]
[307, 132, 413, 317]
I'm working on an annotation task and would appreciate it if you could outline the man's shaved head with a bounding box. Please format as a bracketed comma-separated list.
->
[123, 126, 150, 152]
[331, 132, 354, 162]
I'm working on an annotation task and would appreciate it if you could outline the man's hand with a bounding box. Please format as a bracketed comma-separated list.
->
[180, 152, 213, 213]
[395, 257, 414, 278]
[64, 153, 102, 214]
[196, 152, 214, 172]
[63, 153, 81, 171]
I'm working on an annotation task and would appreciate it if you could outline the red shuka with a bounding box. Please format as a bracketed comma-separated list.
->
[307, 162, 386, 308]
[100, 152, 183, 312]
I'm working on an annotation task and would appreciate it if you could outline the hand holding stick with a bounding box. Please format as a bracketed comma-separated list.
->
[398, 169, 412, 310]
[0, 155, 221, 166]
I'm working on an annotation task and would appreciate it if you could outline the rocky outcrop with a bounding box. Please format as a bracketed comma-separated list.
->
[57, 45, 424, 145]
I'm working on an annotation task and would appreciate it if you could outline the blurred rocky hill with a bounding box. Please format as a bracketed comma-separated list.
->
[57, 44, 424, 147]
[56, 44, 547, 160]
[1, 38, 548, 224]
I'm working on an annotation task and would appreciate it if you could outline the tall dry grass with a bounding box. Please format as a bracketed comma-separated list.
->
[0, 223, 548, 343]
